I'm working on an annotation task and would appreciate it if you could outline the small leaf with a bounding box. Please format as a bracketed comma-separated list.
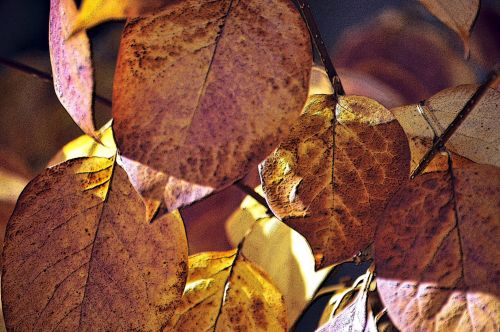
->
[260, 95, 410, 268]
[72, 0, 175, 33]
[113, 0, 312, 189]
[375, 160, 500, 331]
[165, 250, 287, 331]
[316, 267, 374, 332]
[420, 0, 479, 54]
[392, 84, 500, 171]
[49, 0, 96, 138]
[2, 157, 188, 330]
[225, 187, 332, 325]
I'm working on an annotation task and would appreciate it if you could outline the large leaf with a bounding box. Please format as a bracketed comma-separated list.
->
[2, 157, 188, 330]
[49, 0, 96, 138]
[113, 0, 312, 189]
[420, 0, 479, 53]
[260, 95, 410, 268]
[226, 187, 332, 325]
[164, 250, 287, 331]
[374, 160, 500, 331]
[392, 85, 500, 172]
[72, 0, 176, 33]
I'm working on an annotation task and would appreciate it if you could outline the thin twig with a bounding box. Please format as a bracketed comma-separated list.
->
[0, 56, 112, 107]
[295, 0, 345, 97]
[234, 180, 270, 212]
[411, 65, 499, 179]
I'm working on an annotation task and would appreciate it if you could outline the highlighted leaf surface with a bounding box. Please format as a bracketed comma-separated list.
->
[260, 95, 410, 268]
[113, 0, 312, 189]
[2, 157, 188, 331]
[375, 161, 500, 331]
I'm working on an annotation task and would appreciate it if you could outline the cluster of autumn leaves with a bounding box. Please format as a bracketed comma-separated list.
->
[1, 0, 499, 331]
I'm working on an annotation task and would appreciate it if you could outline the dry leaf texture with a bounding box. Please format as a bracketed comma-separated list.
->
[392, 85, 500, 171]
[113, 0, 312, 188]
[165, 250, 287, 331]
[375, 161, 500, 331]
[260, 95, 410, 268]
[49, 0, 96, 138]
[2, 157, 188, 331]
[420, 0, 479, 52]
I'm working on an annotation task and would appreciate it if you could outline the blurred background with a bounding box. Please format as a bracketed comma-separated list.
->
[0, 0, 498, 330]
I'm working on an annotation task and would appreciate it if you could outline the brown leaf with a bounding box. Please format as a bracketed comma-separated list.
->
[374, 160, 500, 331]
[391, 84, 500, 172]
[420, 0, 479, 54]
[49, 0, 96, 138]
[225, 187, 332, 325]
[164, 250, 287, 331]
[72, 0, 177, 33]
[113, 0, 312, 189]
[2, 157, 188, 330]
[260, 95, 410, 268]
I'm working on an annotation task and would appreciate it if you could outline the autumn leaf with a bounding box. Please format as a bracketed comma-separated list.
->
[316, 266, 374, 332]
[374, 160, 500, 331]
[260, 94, 410, 268]
[49, 0, 96, 138]
[392, 84, 500, 172]
[113, 0, 312, 189]
[72, 0, 177, 33]
[226, 187, 332, 325]
[164, 250, 287, 331]
[2, 157, 188, 330]
[420, 0, 479, 54]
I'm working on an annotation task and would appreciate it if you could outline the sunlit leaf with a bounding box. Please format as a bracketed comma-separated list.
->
[72, 0, 176, 33]
[392, 84, 500, 172]
[420, 0, 479, 54]
[2, 157, 188, 330]
[225, 187, 332, 324]
[49, 0, 96, 138]
[164, 250, 287, 331]
[375, 160, 500, 331]
[260, 94, 410, 268]
[113, 0, 312, 189]
[316, 266, 374, 332]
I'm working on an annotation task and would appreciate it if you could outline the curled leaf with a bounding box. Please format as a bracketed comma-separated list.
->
[72, 0, 176, 33]
[392, 84, 500, 171]
[375, 160, 500, 331]
[113, 0, 312, 189]
[49, 0, 96, 138]
[226, 187, 332, 325]
[420, 0, 479, 54]
[165, 250, 287, 331]
[2, 157, 188, 330]
[260, 95, 410, 268]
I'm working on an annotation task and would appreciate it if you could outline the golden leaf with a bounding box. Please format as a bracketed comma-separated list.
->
[112, 0, 312, 189]
[165, 250, 287, 331]
[375, 160, 500, 331]
[260, 94, 410, 268]
[2, 157, 188, 330]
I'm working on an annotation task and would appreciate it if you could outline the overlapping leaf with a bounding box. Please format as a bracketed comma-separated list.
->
[164, 250, 287, 331]
[49, 0, 96, 138]
[375, 160, 500, 331]
[72, 0, 176, 33]
[420, 0, 479, 53]
[113, 0, 312, 189]
[2, 157, 188, 330]
[49, 122, 213, 221]
[260, 95, 410, 268]
[392, 84, 500, 172]
[226, 187, 332, 324]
